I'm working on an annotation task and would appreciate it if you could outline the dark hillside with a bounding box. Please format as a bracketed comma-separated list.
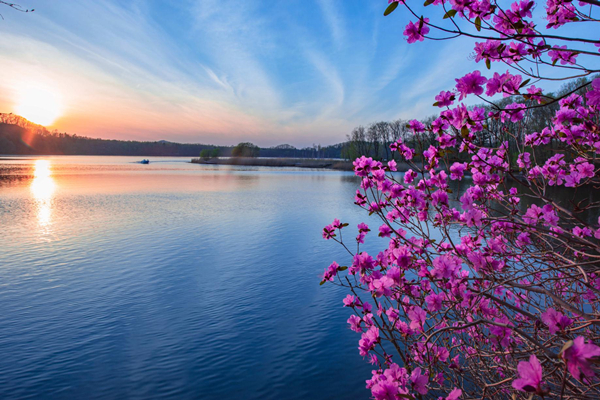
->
[0, 114, 229, 156]
[0, 114, 345, 158]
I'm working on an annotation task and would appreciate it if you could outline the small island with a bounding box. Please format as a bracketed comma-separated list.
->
[191, 156, 354, 170]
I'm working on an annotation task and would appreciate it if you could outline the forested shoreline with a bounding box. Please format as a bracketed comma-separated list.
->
[342, 77, 598, 167]
[0, 114, 345, 158]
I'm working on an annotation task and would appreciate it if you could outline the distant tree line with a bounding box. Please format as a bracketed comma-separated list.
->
[0, 114, 345, 158]
[258, 143, 345, 158]
[341, 120, 412, 161]
[0, 114, 229, 157]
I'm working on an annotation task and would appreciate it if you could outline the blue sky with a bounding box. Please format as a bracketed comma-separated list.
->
[0, 0, 597, 146]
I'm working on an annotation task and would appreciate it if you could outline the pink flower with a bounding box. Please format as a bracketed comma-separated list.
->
[322, 224, 336, 239]
[527, 85, 543, 103]
[356, 222, 370, 244]
[403, 18, 430, 44]
[343, 294, 357, 307]
[549, 45, 578, 65]
[371, 380, 399, 400]
[586, 78, 600, 107]
[449, 162, 467, 180]
[455, 71, 487, 100]
[435, 91, 455, 107]
[561, 337, 600, 381]
[485, 71, 506, 96]
[408, 119, 426, 133]
[350, 252, 375, 275]
[517, 152, 531, 169]
[410, 367, 428, 395]
[559, 93, 582, 109]
[541, 204, 558, 226]
[432, 254, 461, 279]
[322, 261, 340, 282]
[489, 316, 513, 347]
[431, 117, 449, 134]
[512, 0, 534, 18]
[358, 326, 380, 356]
[431, 190, 449, 207]
[507, 42, 528, 62]
[347, 315, 362, 332]
[474, 40, 501, 63]
[353, 156, 375, 177]
[379, 224, 392, 238]
[576, 162, 595, 178]
[408, 306, 427, 331]
[541, 308, 573, 334]
[501, 73, 522, 96]
[485, 71, 523, 97]
[370, 276, 394, 297]
[501, 103, 526, 123]
[512, 355, 544, 394]
[404, 169, 416, 184]
[443, 388, 462, 400]
[425, 292, 444, 312]
[545, 0, 577, 28]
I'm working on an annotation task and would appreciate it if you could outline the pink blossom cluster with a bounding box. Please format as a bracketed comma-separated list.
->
[322, 1, 600, 398]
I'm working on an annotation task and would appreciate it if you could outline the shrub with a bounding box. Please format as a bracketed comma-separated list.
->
[322, 1, 600, 398]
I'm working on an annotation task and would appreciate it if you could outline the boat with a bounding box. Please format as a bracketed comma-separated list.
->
[140, 159, 150, 164]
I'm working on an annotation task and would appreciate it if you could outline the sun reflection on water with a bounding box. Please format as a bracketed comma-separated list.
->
[30, 160, 56, 232]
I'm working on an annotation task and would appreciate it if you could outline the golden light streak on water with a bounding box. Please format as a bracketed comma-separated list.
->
[30, 160, 56, 233]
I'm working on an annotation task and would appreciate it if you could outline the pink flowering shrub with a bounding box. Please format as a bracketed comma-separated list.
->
[322, 1, 600, 398]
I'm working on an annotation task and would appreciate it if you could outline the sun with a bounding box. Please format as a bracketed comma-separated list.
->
[15, 85, 63, 126]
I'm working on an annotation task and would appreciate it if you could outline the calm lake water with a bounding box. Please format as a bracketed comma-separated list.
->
[0, 156, 386, 399]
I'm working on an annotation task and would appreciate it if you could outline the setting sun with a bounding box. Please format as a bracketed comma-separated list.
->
[15, 85, 63, 126]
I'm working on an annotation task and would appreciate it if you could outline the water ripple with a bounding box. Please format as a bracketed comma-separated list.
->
[0, 156, 372, 399]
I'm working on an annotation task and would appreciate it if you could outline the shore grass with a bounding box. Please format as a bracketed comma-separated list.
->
[191, 157, 355, 170]
[190, 157, 414, 172]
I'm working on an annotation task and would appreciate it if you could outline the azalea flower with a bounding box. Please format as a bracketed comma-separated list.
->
[561, 337, 600, 381]
[586, 78, 600, 107]
[512, 354, 544, 393]
[548, 45, 578, 65]
[403, 18, 430, 44]
[410, 367, 428, 395]
[443, 388, 462, 400]
[455, 71, 487, 100]
[435, 91, 455, 107]
[541, 308, 573, 334]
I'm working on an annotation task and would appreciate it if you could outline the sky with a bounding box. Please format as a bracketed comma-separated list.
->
[0, 1, 597, 147]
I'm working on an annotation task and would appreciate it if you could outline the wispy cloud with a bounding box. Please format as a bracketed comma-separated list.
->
[316, 0, 346, 49]
[0, 0, 497, 146]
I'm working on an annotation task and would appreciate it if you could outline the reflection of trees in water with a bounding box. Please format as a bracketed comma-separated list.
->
[340, 175, 361, 184]
[0, 162, 57, 230]
[446, 176, 600, 225]
[520, 187, 599, 225]
[502, 176, 599, 225]
[0, 173, 32, 185]
[0, 165, 36, 187]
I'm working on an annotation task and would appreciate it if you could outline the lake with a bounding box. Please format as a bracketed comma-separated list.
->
[0, 156, 387, 399]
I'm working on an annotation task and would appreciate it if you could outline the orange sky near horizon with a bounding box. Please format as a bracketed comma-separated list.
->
[1, 1, 543, 147]
[0, 58, 275, 144]
[0, 62, 349, 146]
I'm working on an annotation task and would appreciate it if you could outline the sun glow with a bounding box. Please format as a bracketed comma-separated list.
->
[15, 85, 63, 126]
[30, 160, 56, 231]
